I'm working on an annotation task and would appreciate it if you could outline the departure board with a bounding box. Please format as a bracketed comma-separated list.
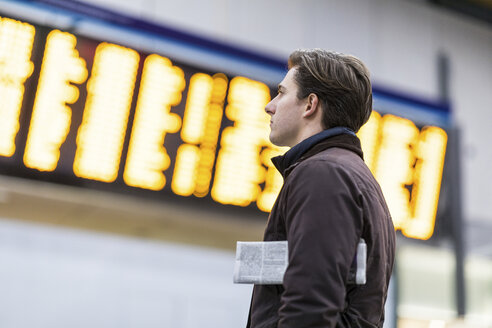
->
[0, 15, 448, 240]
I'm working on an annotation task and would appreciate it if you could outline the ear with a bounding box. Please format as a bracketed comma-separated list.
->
[302, 93, 320, 118]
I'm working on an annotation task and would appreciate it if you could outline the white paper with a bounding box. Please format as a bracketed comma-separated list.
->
[355, 239, 367, 285]
[233, 239, 366, 285]
[233, 241, 288, 285]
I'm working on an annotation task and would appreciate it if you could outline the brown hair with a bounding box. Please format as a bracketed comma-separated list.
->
[288, 49, 372, 132]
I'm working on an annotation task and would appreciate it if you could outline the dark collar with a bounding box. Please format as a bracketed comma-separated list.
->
[271, 127, 363, 178]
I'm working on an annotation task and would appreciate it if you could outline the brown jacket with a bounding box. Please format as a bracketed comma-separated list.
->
[248, 133, 395, 328]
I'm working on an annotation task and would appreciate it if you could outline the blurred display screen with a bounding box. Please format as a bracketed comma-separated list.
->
[0, 15, 448, 240]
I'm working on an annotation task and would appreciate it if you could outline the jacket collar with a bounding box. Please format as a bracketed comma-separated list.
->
[271, 127, 363, 178]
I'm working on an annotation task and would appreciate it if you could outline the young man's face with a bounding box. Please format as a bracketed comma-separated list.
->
[265, 68, 307, 148]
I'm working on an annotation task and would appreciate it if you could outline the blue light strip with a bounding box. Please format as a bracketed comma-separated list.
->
[373, 85, 450, 114]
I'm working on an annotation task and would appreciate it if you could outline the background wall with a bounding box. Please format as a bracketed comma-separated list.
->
[0, 217, 252, 328]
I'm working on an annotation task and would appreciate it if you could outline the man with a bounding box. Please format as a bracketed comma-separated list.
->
[247, 49, 395, 328]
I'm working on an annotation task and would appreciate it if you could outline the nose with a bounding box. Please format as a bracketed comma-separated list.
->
[265, 100, 275, 116]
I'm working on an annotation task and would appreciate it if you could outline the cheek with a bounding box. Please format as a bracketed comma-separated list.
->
[275, 99, 288, 115]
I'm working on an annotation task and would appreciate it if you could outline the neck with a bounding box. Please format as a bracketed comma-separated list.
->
[290, 124, 324, 148]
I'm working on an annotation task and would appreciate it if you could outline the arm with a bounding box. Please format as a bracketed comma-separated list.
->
[278, 161, 363, 328]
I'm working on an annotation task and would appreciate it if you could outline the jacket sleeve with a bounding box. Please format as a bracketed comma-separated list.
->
[278, 160, 363, 328]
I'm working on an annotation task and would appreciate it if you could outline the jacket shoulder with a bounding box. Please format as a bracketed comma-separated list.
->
[289, 147, 367, 180]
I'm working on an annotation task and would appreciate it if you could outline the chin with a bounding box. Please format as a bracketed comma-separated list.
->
[269, 137, 285, 147]
[269, 131, 291, 147]
[269, 135, 279, 146]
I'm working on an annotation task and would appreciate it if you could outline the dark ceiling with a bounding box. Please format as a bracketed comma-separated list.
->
[430, 0, 492, 25]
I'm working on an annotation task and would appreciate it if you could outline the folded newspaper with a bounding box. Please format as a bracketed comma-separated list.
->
[233, 239, 366, 285]
[233, 241, 288, 285]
